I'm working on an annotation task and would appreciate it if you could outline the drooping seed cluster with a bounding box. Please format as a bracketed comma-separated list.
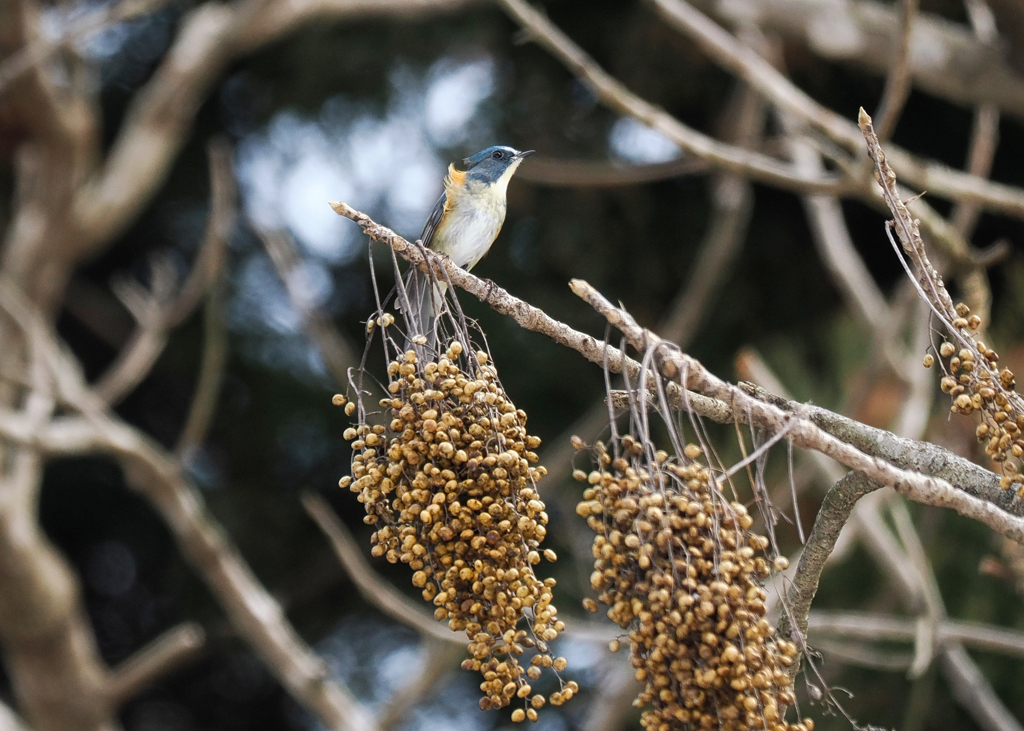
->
[576, 436, 813, 731]
[924, 302, 1024, 495]
[338, 340, 574, 719]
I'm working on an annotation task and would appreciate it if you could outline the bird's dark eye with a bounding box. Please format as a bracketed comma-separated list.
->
[492, 150, 503, 160]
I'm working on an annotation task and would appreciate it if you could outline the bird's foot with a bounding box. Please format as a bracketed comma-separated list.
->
[481, 278, 498, 300]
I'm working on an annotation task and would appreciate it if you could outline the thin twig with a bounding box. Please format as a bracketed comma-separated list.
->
[871, 0, 919, 141]
[790, 489, 1021, 729]
[661, 79, 765, 346]
[704, 0, 1024, 115]
[69, 0, 480, 253]
[376, 639, 463, 731]
[887, 484, 1016, 728]
[174, 275, 228, 457]
[949, 0, 1001, 328]
[107, 622, 206, 705]
[300, 492, 463, 645]
[952, 0, 1000, 240]
[740, 344, 1016, 728]
[533, 78, 767, 596]
[517, 156, 707, 186]
[808, 611, 1024, 657]
[745, 381, 1014, 516]
[781, 120, 898, 370]
[94, 141, 234, 405]
[888, 499, 943, 676]
[814, 639, 913, 672]
[331, 206, 1024, 731]
[941, 645, 1024, 731]
[862, 107, 1024, 428]
[258, 228, 362, 388]
[952, 106, 1000, 240]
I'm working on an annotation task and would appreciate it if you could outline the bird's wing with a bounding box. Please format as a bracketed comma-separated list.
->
[419, 190, 448, 249]
[397, 189, 448, 320]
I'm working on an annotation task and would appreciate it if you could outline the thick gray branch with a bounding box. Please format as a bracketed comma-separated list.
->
[779, 472, 880, 647]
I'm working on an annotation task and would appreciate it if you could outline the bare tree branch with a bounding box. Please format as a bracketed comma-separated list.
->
[0, 277, 116, 731]
[0, 701, 33, 731]
[815, 639, 914, 672]
[870, 0, 919, 141]
[0, 0, 172, 95]
[735, 349, 928, 609]
[534, 78, 767, 596]
[376, 640, 463, 731]
[644, 0, 1024, 219]
[779, 471, 880, 649]
[572, 278, 1024, 541]
[330, 200, 737, 420]
[258, 228, 362, 388]
[697, 0, 1024, 118]
[517, 156, 708, 186]
[93, 141, 234, 405]
[496, 0, 845, 195]
[808, 611, 1024, 658]
[952, 0, 1001, 240]
[739, 314, 1014, 727]
[742, 381, 1016, 516]
[941, 646, 1023, 731]
[0, 281, 380, 731]
[781, 123, 893, 341]
[952, 106, 1001, 242]
[328, 196, 1024, 728]
[174, 275, 228, 457]
[1, 0, 98, 316]
[107, 623, 206, 706]
[660, 78, 765, 346]
[301, 492, 463, 645]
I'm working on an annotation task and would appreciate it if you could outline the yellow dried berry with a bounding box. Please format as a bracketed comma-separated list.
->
[340, 339, 568, 718]
[580, 439, 809, 731]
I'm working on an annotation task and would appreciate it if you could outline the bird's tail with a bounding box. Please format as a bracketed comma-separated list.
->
[399, 269, 447, 351]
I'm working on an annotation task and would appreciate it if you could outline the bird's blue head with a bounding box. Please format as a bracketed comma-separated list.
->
[461, 146, 534, 185]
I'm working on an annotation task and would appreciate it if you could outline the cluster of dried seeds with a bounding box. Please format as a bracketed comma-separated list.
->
[338, 340, 573, 719]
[924, 303, 1024, 494]
[576, 436, 812, 731]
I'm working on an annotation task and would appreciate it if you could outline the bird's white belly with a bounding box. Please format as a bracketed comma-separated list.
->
[436, 198, 505, 271]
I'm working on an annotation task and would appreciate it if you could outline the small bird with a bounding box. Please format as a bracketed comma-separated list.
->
[401, 145, 534, 345]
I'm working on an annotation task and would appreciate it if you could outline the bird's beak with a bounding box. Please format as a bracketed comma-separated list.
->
[515, 150, 535, 159]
